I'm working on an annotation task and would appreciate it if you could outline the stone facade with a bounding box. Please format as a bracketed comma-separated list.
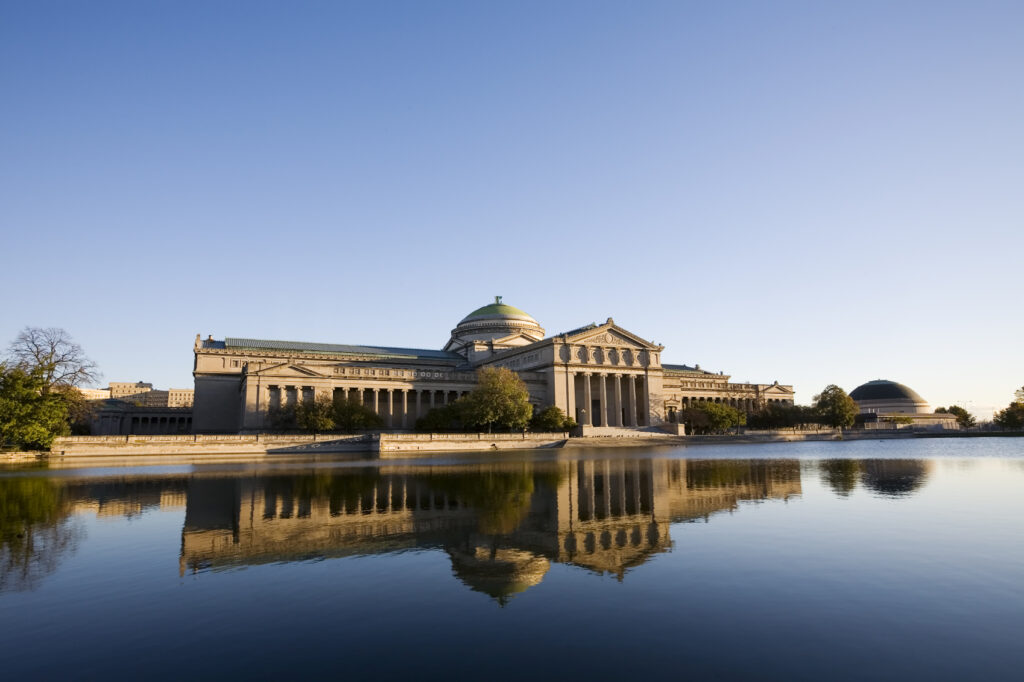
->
[192, 299, 794, 434]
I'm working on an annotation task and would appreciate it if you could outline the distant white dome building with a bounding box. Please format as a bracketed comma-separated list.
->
[849, 380, 931, 415]
[850, 379, 957, 430]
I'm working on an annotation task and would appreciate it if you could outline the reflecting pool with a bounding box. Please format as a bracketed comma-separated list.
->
[2, 438, 1023, 680]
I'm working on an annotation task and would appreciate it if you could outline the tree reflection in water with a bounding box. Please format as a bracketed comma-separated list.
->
[819, 460, 862, 497]
[0, 476, 81, 592]
[818, 459, 931, 498]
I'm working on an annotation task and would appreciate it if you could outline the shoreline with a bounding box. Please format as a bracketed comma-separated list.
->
[3, 429, 1019, 465]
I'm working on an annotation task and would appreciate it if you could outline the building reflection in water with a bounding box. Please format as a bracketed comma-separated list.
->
[179, 459, 803, 602]
[0, 458, 934, 597]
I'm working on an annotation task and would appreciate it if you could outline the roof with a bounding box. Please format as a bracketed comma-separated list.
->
[222, 338, 464, 361]
[459, 298, 537, 324]
[548, 323, 598, 340]
[849, 380, 926, 403]
[662, 363, 714, 374]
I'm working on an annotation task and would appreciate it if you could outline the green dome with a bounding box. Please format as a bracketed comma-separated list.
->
[459, 297, 536, 324]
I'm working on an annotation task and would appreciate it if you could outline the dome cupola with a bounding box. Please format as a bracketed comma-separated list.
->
[444, 296, 545, 356]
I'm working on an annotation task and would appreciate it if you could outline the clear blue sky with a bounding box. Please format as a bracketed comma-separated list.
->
[2, 1, 1021, 418]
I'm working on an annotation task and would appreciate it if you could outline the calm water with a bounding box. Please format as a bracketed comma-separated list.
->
[2, 438, 1023, 681]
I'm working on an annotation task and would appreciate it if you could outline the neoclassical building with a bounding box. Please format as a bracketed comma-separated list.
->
[192, 298, 794, 434]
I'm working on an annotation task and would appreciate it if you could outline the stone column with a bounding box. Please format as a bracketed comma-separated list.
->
[402, 390, 409, 429]
[416, 390, 422, 419]
[430, 390, 435, 410]
[628, 376, 638, 427]
[613, 374, 623, 427]
[387, 389, 394, 428]
[599, 374, 608, 427]
[583, 373, 593, 426]
[641, 373, 650, 426]
[373, 388, 379, 416]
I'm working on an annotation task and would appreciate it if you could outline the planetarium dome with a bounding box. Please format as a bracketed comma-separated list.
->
[850, 379, 930, 414]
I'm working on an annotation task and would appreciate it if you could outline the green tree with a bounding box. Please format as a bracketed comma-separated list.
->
[748, 403, 820, 429]
[332, 397, 384, 432]
[994, 401, 1024, 429]
[677, 406, 711, 434]
[294, 394, 336, 432]
[700, 402, 746, 433]
[529, 405, 575, 432]
[813, 385, 859, 429]
[945, 405, 976, 429]
[461, 367, 533, 433]
[414, 403, 463, 432]
[266, 403, 297, 430]
[678, 402, 744, 434]
[0, 364, 70, 450]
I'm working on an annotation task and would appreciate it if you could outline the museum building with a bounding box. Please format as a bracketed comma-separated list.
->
[192, 298, 794, 434]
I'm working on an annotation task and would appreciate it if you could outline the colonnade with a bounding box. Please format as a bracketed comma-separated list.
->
[267, 384, 472, 429]
[253, 475, 469, 520]
[128, 414, 193, 434]
[665, 396, 793, 422]
[574, 372, 647, 428]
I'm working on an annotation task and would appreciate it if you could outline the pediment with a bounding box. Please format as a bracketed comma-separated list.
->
[763, 384, 793, 395]
[570, 324, 658, 349]
[491, 332, 543, 347]
[250, 362, 330, 378]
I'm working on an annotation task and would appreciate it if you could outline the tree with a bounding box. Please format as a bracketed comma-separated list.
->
[460, 367, 533, 432]
[701, 402, 746, 433]
[678, 402, 745, 434]
[267, 403, 298, 430]
[994, 402, 1024, 430]
[267, 395, 383, 432]
[813, 385, 858, 429]
[294, 394, 336, 432]
[748, 403, 820, 429]
[945, 405, 976, 429]
[332, 397, 383, 432]
[529, 406, 575, 432]
[0, 364, 70, 450]
[6, 327, 99, 391]
[819, 460, 861, 497]
[677, 407, 711, 435]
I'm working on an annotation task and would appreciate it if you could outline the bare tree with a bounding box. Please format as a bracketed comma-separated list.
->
[6, 327, 100, 391]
